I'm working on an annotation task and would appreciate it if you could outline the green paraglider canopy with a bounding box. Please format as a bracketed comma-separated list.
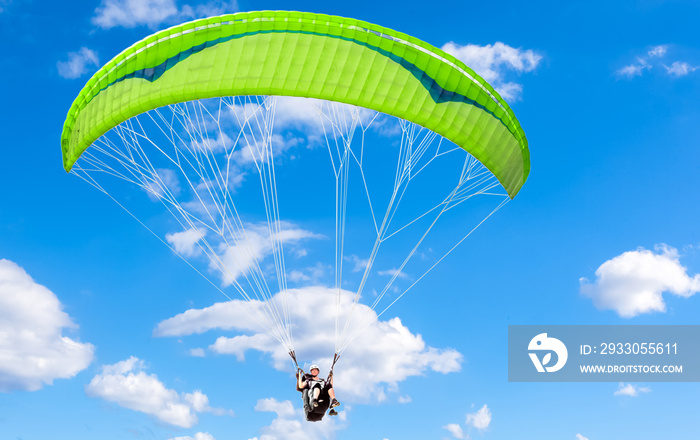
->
[60, 10, 529, 197]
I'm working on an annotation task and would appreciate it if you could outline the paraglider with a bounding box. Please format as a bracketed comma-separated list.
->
[296, 364, 341, 421]
[60, 10, 529, 408]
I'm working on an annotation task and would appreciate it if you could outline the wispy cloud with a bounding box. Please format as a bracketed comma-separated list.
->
[444, 404, 492, 439]
[443, 423, 466, 439]
[466, 404, 492, 431]
[168, 433, 215, 440]
[92, 0, 238, 30]
[57, 47, 99, 79]
[288, 262, 330, 284]
[143, 168, 181, 201]
[0, 259, 94, 392]
[345, 254, 369, 273]
[615, 45, 698, 79]
[378, 268, 410, 280]
[0, 0, 12, 14]
[93, 0, 177, 29]
[166, 229, 206, 257]
[580, 244, 700, 317]
[648, 45, 668, 58]
[214, 221, 322, 287]
[184, 0, 238, 18]
[615, 58, 650, 79]
[575, 434, 590, 440]
[229, 96, 381, 151]
[189, 348, 206, 357]
[614, 382, 651, 397]
[86, 357, 231, 428]
[441, 41, 542, 101]
[664, 61, 699, 78]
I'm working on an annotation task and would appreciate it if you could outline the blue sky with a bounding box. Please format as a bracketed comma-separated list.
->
[1, 1, 700, 439]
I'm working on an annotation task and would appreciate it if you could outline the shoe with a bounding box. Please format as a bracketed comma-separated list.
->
[330, 398, 340, 408]
[329, 409, 338, 416]
[312, 398, 319, 408]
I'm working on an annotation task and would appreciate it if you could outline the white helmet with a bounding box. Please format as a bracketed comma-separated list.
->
[310, 364, 320, 371]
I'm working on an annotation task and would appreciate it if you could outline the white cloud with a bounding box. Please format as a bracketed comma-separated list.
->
[273, 97, 375, 138]
[57, 47, 99, 79]
[397, 395, 411, 404]
[169, 433, 215, 440]
[154, 286, 462, 401]
[85, 357, 230, 427]
[664, 61, 699, 77]
[465, 404, 491, 431]
[441, 41, 542, 101]
[274, 97, 328, 135]
[443, 423, 466, 439]
[167, 229, 206, 257]
[227, 96, 379, 151]
[614, 382, 651, 397]
[0, 259, 94, 392]
[214, 221, 322, 286]
[219, 96, 385, 188]
[250, 397, 343, 440]
[575, 434, 590, 440]
[209, 101, 314, 188]
[580, 245, 700, 317]
[92, 0, 238, 29]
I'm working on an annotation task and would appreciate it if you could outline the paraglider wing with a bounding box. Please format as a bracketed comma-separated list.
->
[61, 10, 529, 197]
